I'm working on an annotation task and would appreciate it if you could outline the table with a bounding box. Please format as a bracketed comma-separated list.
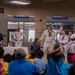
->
[3, 47, 29, 55]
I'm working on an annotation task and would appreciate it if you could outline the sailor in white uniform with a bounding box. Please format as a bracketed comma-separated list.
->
[11, 27, 26, 47]
[69, 33, 75, 53]
[67, 32, 73, 54]
[39, 22, 63, 60]
[58, 30, 68, 59]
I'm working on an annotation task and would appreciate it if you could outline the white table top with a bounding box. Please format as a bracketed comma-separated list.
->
[3, 47, 29, 55]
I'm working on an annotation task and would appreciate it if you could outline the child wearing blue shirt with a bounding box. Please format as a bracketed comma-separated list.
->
[34, 50, 46, 75]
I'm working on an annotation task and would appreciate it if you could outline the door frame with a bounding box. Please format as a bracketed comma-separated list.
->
[7, 29, 17, 43]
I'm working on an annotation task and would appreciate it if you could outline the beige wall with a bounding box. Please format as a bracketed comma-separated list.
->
[0, 0, 75, 17]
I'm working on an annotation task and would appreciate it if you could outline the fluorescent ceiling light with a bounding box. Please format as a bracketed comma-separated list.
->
[9, 1, 31, 5]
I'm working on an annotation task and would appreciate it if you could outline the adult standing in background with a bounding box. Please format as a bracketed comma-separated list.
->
[69, 33, 75, 53]
[39, 22, 63, 60]
[11, 27, 26, 47]
[68, 32, 72, 42]
[67, 32, 73, 54]
[58, 30, 68, 59]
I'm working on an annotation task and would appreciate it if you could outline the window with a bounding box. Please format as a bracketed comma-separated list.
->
[28, 30, 35, 42]
[8, 21, 18, 25]
[7, 21, 35, 43]
[24, 22, 35, 29]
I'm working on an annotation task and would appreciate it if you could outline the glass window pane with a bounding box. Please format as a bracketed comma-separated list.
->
[24, 22, 35, 29]
[7, 21, 18, 29]
[25, 22, 35, 25]
[8, 21, 18, 25]
[7, 21, 24, 29]
[19, 22, 24, 25]
[28, 30, 35, 42]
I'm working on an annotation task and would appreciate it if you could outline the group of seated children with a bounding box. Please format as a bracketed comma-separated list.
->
[0, 43, 75, 75]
